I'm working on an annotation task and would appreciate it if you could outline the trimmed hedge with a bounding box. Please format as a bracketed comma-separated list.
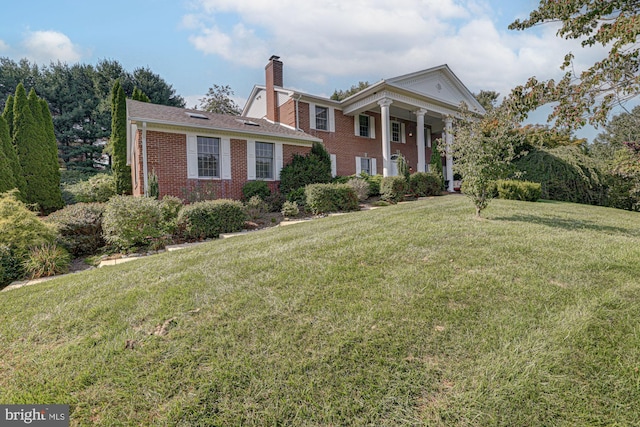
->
[46, 203, 106, 256]
[242, 180, 271, 201]
[380, 176, 408, 203]
[177, 199, 246, 239]
[409, 172, 442, 197]
[496, 180, 541, 202]
[305, 183, 359, 214]
[102, 195, 164, 251]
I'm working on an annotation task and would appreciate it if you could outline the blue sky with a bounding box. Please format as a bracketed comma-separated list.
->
[0, 0, 610, 141]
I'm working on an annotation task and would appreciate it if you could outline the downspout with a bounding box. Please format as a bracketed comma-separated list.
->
[294, 94, 302, 130]
[142, 121, 148, 196]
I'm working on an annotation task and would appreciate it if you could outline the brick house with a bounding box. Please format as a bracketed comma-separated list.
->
[127, 56, 484, 199]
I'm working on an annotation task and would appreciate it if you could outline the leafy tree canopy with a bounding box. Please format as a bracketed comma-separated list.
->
[330, 81, 370, 101]
[508, 0, 640, 130]
[473, 90, 500, 111]
[197, 84, 241, 115]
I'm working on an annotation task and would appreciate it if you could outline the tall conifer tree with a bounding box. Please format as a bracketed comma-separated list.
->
[110, 80, 131, 194]
[39, 98, 63, 211]
[0, 115, 24, 195]
[0, 116, 16, 193]
[2, 95, 14, 139]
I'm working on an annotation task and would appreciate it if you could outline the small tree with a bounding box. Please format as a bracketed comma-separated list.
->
[279, 141, 332, 194]
[444, 104, 522, 217]
[110, 80, 131, 194]
[198, 84, 241, 115]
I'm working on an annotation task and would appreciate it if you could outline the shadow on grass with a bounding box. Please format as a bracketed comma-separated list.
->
[492, 214, 638, 236]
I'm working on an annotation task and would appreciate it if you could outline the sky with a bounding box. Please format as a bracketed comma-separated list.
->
[0, 0, 614, 141]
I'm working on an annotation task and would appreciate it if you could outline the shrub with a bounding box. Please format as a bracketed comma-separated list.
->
[159, 195, 184, 223]
[177, 199, 246, 240]
[265, 191, 286, 212]
[46, 203, 106, 256]
[181, 181, 218, 203]
[286, 187, 306, 206]
[496, 180, 541, 202]
[245, 195, 269, 220]
[0, 190, 56, 257]
[0, 245, 23, 287]
[380, 176, 408, 203]
[281, 201, 300, 217]
[279, 141, 332, 194]
[305, 183, 359, 214]
[362, 174, 383, 197]
[409, 172, 443, 197]
[347, 178, 370, 201]
[242, 180, 271, 201]
[64, 174, 116, 204]
[23, 244, 71, 279]
[148, 170, 159, 199]
[102, 195, 164, 251]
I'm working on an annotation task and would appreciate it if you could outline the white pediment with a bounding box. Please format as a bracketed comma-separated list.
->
[387, 66, 484, 113]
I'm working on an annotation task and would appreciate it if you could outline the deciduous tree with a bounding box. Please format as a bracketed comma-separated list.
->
[197, 84, 240, 115]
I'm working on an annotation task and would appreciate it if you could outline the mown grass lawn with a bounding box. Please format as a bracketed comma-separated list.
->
[1, 195, 640, 426]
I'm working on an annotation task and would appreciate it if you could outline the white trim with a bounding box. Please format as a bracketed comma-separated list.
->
[370, 116, 376, 139]
[328, 107, 335, 132]
[247, 140, 256, 180]
[186, 134, 198, 179]
[309, 102, 316, 130]
[221, 138, 231, 179]
[330, 153, 337, 177]
[371, 158, 377, 175]
[355, 156, 362, 175]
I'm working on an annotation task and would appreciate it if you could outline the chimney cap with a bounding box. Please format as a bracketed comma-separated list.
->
[269, 55, 281, 61]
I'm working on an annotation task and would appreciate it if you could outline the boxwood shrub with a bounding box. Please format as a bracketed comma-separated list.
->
[409, 172, 442, 197]
[496, 180, 542, 202]
[380, 176, 408, 203]
[46, 203, 106, 256]
[177, 199, 247, 239]
[305, 183, 359, 214]
[102, 195, 164, 251]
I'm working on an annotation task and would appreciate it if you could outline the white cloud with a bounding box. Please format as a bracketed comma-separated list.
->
[0, 40, 8, 52]
[22, 30, 82, 64]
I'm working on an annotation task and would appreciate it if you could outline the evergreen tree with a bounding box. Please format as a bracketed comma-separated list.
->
[2, 95, 14, 139]
[0, 115, 25, 196]
[39, 98, 63, 210]
[110, 80, 131, 194]
[0, 116, 16, 193]
[132, 87, 150, 102]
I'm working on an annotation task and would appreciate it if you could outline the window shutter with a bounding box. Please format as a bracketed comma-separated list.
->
[371, 158, 377, 175]
[354, 115, 359, 136]
[247, 140, 256, 180]
[355, 156, 362, 175]
[370, 116, 376, 139]
[309, 102, 316, 130]
[329, 107, 335, 132]
[275, 143, 283, 180]
[401, 123, 406, 143]
[187, 134, 198, 178]
[330, 153, 337, 177]
[221, 138, 231, 179]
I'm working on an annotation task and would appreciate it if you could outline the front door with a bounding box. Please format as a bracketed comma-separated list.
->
[390, 154, 399, 176]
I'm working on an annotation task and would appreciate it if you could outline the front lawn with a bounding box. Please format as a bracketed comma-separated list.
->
[1, 195, 639, 425]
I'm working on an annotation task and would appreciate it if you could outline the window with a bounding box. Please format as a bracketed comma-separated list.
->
[197, 136, 220, 177]
[359, 115, 370, 137]
[315, 106, 328, 130]
[255, 142, 274, 179]
[391, 121, 401, 142]
[360, 157, 371, 175]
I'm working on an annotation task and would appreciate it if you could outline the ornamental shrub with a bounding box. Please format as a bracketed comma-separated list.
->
[347, 177, 370, 201]
[279, 141, 332, 194]
[281, 200, 300, 217]
[0, 245, 23, 287]
[409, 172, 443, 197]
[305, 183, 359, 214]
[159, 195, 184, 235]
[65, 174, 116, 204]
[495, 180, 541, 202]
[245, 195, 269, 220]
[380, 176, 408, 203]
[362, 174, 383, 197]
[0, 190, 56, 257]
[286, 187, 306, 206]
[242, 180, 271, 201]
[177, 199, 246, 240]
[46, 203, 106, 256]
[23, 243, 71, 279]
[102, 195, 164, 251]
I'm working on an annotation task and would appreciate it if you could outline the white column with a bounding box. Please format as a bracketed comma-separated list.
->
[378, 98, 393, 177]
[445, 117, 454, 192]
[415, 109, 427, 173]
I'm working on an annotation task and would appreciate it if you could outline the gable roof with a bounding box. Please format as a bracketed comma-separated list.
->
[127, 99, 321, 143]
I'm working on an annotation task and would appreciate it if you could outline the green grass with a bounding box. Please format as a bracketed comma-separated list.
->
[2, 195, 640, 426]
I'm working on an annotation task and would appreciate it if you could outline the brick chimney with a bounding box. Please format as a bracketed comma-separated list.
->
[265, 55, 283, 122]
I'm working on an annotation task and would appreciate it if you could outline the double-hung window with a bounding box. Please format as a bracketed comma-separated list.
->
[315, 106, 328, 131]
[255, 142, 274, 179]
[359, 115, 370, 137]
[391, 121, 401, 143]
[360, 157, 371, 175]
[197, 136, 220, 178]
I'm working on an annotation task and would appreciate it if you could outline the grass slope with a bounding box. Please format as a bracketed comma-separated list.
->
[1, 196, 640, 426]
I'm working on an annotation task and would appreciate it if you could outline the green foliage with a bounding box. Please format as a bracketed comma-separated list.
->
[23, 243, 70, 279]
[281, 200, 299, 217]
[110, 81, 131, 195]
[429, 138, 443, 178]
[0, 111, 24, 196]
[131, 87, 150, 102]
[245, 195, 269, 220]
[396, 153, 410, 183]
[46, 203, 106, 256]
[362, 173, 382, 197]
[0, 245, 22, 287]
[474, 90, 500, 111]
[304, 183, 359, 214]
[0, 190, 56, 257]
[64, 173, 116, 204]
[514, 146, 606, 205]
[242, 180, 271, 201]
[346, 177, 370, 201]
[516, 124, 585, 150]
[330, 81, 370, 101]
[409, 172, 443, 197]
[380, 176, 408, 203]
[102, 195, 164, 251]
[181, 181, 218, 203]
[508, 0, 640, 129]
[265, 191, 286, 213]
[177, 199, 246, 240]
[495, 180, 541, 202]
[286, 187, 306, 206]
[197, 84, 241, 115]
[279, 142, 332, 194]
[448, 104, 522, 217]
[148, 170, 159, 199]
